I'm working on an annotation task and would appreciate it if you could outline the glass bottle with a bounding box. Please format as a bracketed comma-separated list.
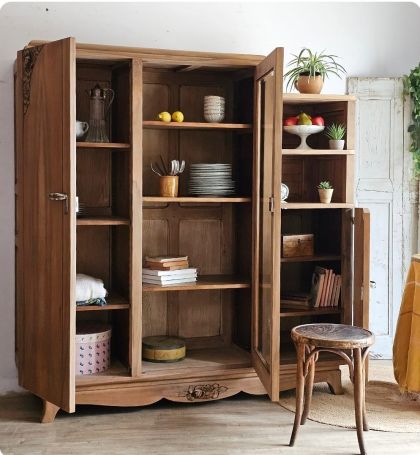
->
[85, 84, 115, 143]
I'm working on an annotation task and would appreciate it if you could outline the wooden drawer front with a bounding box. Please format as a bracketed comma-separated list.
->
[282, 234, 314, 257]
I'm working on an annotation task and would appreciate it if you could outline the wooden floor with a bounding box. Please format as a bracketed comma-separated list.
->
[1, 361, 420, 455]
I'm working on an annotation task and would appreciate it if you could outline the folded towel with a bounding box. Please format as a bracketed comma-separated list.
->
[76, 297, 107, 307]
[76, 274, 107, 302]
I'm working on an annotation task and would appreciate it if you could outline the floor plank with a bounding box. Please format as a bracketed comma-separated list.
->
[1, 361, 419, 454]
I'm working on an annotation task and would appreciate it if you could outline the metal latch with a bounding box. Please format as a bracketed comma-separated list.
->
[269, 196, 274, 213]
[48, 192, 68, 213]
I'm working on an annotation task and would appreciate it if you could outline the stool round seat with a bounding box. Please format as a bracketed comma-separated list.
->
[291, 323, 375, 350]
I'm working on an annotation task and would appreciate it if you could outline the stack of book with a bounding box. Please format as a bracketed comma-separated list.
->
[281, 267, 342, 309]
[310, 267, 341, 308]
[142, 256, 197, 286]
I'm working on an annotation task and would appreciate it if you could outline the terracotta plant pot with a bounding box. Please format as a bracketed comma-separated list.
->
[160, 176, 179, 197]
[318, 188, 334, 204]
[329, 139, 345, 150]
[295, 74, 324, 94]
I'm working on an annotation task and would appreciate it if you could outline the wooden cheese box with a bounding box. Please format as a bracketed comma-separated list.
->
[142, 336, 186, 363]
[282, 234, 314, 258]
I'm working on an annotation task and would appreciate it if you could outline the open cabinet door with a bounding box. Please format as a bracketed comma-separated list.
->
[15, 38, 76, 412]
[354, 208, 371, 329]
[252, 48, 283, 401]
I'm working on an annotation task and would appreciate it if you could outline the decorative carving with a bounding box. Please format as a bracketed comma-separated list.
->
[23, 45, 44, 115]
[180, 383, 228, 401]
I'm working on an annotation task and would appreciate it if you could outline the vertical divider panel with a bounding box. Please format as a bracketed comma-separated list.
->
[131, 59, 143, 376]
[341, 209, 353, 325]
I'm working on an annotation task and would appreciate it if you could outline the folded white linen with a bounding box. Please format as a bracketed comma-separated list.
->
[76, 273, 107, 302]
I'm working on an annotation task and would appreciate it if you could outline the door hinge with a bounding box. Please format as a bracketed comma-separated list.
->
[269, 196, 274, 213]
[351, 216, 355, 225]
[360, 284, 364, 301]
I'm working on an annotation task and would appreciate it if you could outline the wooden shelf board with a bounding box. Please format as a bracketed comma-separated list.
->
[142, 275, 251, 292]
[77, 217, 130, 226]
[282, 149, 355, 156]
[281, 254, 341, 263]
[76, 360, 129, 386]
[76, 293, 129, 312]
[281, 202, 354, 210]
[142, 345, 251, 377]
[143, 120, 252, 130]
[280, 307, 342, 317]
[282, 93, 356, 104]
[143, 196, 251, 203]
[76, 142, 130, 149]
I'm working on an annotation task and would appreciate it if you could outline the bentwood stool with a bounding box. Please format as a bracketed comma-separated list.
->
[289, 323, 375, 455]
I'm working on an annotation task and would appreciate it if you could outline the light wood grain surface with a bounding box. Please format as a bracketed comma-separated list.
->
[1, 362, 419, 455]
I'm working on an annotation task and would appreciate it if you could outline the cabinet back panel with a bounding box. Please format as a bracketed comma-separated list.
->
[282, 101, 348, 149]
[281, 209, 342, 255]
[77, 149, 111, 212]
[282, 156, 346, 203]
[77, 226, 111, 288]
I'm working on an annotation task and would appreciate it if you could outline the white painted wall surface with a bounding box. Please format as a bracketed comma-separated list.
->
[0, 2, 419, 393]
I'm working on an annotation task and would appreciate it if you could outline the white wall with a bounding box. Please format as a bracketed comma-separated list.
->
[0, 1, 419, 393]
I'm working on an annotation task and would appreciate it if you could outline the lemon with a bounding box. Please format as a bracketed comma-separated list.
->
[172, 111, 184, 122]
[157, 112, 171, 122]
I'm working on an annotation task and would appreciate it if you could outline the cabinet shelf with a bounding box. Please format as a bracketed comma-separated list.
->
[281, 202, 354, 209]
[76, 217, 130, 226]
[282, 149, 354, 156]
[280, 307, 341, 317]
[282, 93, 356, 104]
[143, 120, 252, 131]
[143, 196, 251, 203]
[281, 254, 341, 263]
[76, 142, 131, 149]
[76, 293, 129, 312]
[142, 275, 251, 292]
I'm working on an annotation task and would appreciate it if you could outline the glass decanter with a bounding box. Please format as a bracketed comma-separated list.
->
[85, 84, 114, 143]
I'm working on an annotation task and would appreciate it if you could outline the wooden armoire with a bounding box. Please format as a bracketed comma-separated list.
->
[14, 38, 369, 422]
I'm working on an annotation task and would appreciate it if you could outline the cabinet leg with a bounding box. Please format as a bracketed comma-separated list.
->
[327, 369, 344, 395]
[41, 400, 60, 423]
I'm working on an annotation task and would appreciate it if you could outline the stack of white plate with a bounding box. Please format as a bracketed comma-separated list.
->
[188, 163, 235, 196]
[204, 96, 225, 123]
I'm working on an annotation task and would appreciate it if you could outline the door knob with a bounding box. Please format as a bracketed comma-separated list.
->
[48, 192, 68, 213]
[369, 281, 376, 289]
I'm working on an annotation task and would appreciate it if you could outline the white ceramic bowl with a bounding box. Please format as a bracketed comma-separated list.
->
[204, 112, 225, 123]
[283, 125, 325, 149]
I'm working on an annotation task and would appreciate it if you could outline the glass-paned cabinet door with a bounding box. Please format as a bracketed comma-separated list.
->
[252, 48, 283, 401]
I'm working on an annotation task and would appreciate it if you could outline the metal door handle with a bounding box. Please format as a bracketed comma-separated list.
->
[369, 281, 376, 288]
[49, 192, 68, 213]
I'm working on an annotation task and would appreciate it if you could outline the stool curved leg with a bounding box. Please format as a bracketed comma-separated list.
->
[289, 342, 305, 446]
[301, 353, 315, 425]
[353, 348, 367, 455]
[362, 352, 369, 431]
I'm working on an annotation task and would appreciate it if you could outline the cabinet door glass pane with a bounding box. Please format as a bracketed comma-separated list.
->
[257, 70, 275, 367]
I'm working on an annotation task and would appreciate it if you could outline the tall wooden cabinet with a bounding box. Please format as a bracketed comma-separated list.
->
[14, 38, 369, 422]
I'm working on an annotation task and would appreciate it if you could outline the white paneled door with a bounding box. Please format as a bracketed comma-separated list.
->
[348, 78, 417, 359]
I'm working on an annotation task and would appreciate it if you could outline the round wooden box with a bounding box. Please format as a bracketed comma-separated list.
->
[142, 336, 186, 363]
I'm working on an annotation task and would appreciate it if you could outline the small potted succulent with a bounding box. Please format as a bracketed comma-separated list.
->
[325, 123, 346, 150]
[284, 48, 346, 94]
[317, 181, 334, 204]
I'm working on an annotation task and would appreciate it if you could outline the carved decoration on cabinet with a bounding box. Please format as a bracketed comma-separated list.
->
[181, 383, 229, 401]
[22, 44, 44, 115]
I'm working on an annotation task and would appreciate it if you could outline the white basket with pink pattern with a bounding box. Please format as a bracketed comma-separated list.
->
[76, 321, 111, 375]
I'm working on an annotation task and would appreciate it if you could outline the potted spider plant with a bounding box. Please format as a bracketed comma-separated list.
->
[325, 123, 346, 150]
[317, 181, 334, 204]
[284, 48, 346, 94]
